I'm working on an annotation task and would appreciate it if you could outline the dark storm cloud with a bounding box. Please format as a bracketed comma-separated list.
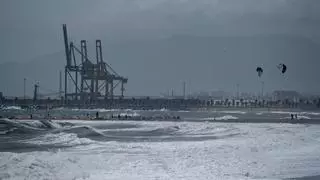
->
[1, 0, 320, 61]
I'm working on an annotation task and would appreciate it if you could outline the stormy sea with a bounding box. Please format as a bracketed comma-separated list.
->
[1, 108, 320, 180]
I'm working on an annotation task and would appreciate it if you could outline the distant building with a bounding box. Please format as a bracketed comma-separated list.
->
[272, 90, 301, 101]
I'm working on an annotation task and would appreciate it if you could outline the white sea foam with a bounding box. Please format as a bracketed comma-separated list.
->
[281, 115, 311, 120]
[203, 115, 239, 121]
[1, 117, 320, 180]
[71, 108, 130, 112]
[220, 111, 247, 114]
[21, 132, 95, 146]
[119, 112, 140, 117]
[1, 106, 23, 110]
[270, 111, 320, 116]
[2, 122, 320, 180]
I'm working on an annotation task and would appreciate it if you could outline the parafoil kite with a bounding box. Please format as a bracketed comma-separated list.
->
[256, 67, 263, 77]
[277, 63, 287, 74]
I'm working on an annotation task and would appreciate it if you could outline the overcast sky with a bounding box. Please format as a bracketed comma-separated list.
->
[1, 0, 320, 62]
[1, 0, 320, 96]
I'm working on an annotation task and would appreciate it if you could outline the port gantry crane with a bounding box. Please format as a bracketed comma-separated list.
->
[62, 24, 128, 105]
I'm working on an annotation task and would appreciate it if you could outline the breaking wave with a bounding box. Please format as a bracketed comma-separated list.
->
[270, 111, 320, 116]
[0, 106, 23, 110]
[21, 132, 95, 147]
[202, 115, 239, 121]
[0, 119, 102, 152]
[70, 108, 169, 113]
[0, 118, 105, 138]
[0, 118, 75, 134]
[281, 115, 311, 120]
[220, 111, 247, 114]
[101, 125, 181, 138]
[118, 112, 140, 117]
[177, 110, 190, 112]
[0, 119, 182, 146]
[71, 108, 134, 112]
[0, 119, 50, 134]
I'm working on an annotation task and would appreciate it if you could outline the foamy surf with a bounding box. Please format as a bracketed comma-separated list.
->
[1, 121, 320, 180]
[20, 132, 95, 147]
[220, 111, 247, 114]
[0, 106, 23, 110]
[270, 111, 320, 116]
[0, 118, 46, 132]
[202, 115, 239, 121]
[119, 112, 140, 117]
[281, 115, 311, 120]
[71, 108, 132, 112]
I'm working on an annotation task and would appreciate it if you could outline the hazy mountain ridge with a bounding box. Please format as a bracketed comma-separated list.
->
[1, 35, 319, 97]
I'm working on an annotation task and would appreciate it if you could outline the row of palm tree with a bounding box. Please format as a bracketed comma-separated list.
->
[202, 98, 320, 108]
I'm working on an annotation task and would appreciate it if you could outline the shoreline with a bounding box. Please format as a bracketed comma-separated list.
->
[3, 116, 320, 125]
[2, 106, 320, 113]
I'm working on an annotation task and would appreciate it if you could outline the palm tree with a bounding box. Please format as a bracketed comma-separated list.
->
[244, 101, 248, 107]
[240, 99, 244, 107]
[224, 99, 229, 106]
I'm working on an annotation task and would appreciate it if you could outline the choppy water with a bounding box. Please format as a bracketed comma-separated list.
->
[1, 108, 320, 180]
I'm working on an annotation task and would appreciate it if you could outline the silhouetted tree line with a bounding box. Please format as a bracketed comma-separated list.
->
[1, 96, 320, 110]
